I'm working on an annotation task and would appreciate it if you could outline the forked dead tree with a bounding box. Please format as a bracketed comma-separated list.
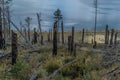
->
[11, 31, 18, 65]
[53, 21, 58, 56]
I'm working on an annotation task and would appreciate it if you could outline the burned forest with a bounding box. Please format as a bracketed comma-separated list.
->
[0, 0, 120, 80]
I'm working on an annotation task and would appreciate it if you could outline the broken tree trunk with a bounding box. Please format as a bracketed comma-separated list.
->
[82, 28, 84, 43]
[110, 29, 114, 46]
[61, 21, 64, 44]
[12, 31, 18, 65]
[53, 21, 58, 56]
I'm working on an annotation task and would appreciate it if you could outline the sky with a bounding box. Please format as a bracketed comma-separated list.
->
[11, 0, 120, 31]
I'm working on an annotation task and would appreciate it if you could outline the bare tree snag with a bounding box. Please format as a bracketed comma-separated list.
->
[12, 31, 18, 65]
[110, 29, 114, 46]
[114, 32, 118, 47]
[71, 27, 74, 54]
[61, 21, 64, 44]
[0, 7, 3, 49]
[82, 28, 84, 43]
[53, 21, 58, 56]
[48, 29, 50, 42]
[105, 25, 109, 47]
[33, 28, 38, 44]
[68, 35, 72, 51]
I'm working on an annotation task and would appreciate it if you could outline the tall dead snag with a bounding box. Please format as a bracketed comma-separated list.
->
[12, 31, 18, 65]
[53, 21, 58, 56]
[109, 29, 114, 46]
[68, 35, 72, 51]
[82, 28, 84, 43]
[48, 29, 50, 42]
[33, 28, 38, 44]
[0, 7, 3, 49]
[71, 27, 74, 54]
[61, 21, 64, 44]
[114, 32, 118, 47]
[105, 25, 109, 45]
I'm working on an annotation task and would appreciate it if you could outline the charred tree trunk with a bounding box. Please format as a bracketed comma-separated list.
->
[109, 29, 114, 46]
[33, 28, 37, 44]
[71, 27, 74, 54]
[114, 32, 118, 47]
[61, 21, 64, 44]
[105, 25, 109, 46]
[28, 24, 30, 41]
[74, 43, 76, 57]
[12, 31, 18, 65]
[0, 7, 3, 49]
[82, 28, 84, 43]
[53, 21, 58, 56]
[41, 35, 43, 45]
[48, 29, 50, 42]
[68, 35, 72, 51]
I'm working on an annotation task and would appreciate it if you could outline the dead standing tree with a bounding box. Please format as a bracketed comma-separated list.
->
[11, 31, 18, 65]
[71, 27, 74, 55]
[61, 21, 64, 44]
[54, 9, 62, 43]
[53, 21, 58, 56]
[105, 25, 109, 47]
[33, 28, 38, 44]
[25, 17, 32, 42]
[82, 28, 84, 43]
[37, 13, 43, 44]
[114, 32, 118, 48]
[48, 29, 50, 42]
[0, 7, 3, 49]
[109, 29, 114, 47]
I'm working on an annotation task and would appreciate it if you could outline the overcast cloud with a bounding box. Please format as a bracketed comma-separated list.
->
[11, 0, 120, 31]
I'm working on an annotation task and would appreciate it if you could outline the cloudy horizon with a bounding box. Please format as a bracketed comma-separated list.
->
[11, 0, 120, 31]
